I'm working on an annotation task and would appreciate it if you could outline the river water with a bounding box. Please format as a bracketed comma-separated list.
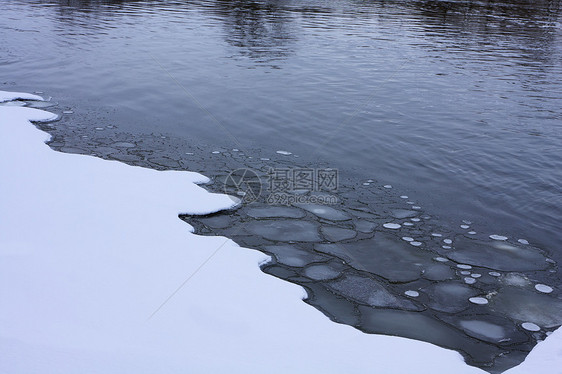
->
[2, 0, 562, 371]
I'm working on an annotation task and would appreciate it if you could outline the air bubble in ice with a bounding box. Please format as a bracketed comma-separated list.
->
[518, 239, 529, 245]
[410, 241, 422, 247]
[457, 264, 472, 270]
[411, 218, 420, 222]
[465, 277, 476, 285]
[383, 223, 401, 229]
[460, 225, 470, 229]
[383, 185, 392, 189]
[276, 150, 292, 155]
[443, 239, 453, 244]
[489, 272, 501, 277]
[402, 237, 414, 242]
[432, 233, 443, 237]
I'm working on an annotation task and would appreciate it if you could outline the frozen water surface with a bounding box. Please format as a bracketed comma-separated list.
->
[246, 220, 321, 242]
[304, 264, 341, 280]
[247, 206, 305, 219]
[321, 226, 357, 242]
[459, 321, 506, 343]
[424, 282, 478, 313]
[329, 274, 421, 310]
[264, 245, 327, 267]
[446, 237, 549, 271]
[391, 209, 418, 219]
[315, 234, 431, 282]
[296, 204, 351, 221]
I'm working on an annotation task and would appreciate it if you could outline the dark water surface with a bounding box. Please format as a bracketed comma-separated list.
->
[2, 0, 561, 250]
[2, 0, 562, 372]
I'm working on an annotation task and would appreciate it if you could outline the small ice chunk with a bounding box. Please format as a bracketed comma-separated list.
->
[410, 241, 422, 247]
[431, 233, 443, 237]
[468, 231, 476, 235]
[434, 257, 448, 263]
[276, 150, 292, 155]
[363, 182, 370, 186]
[471, 273, 482, 278]
[443, 239, 453, 244]
[460, 271, 471, 275]
[95, 127, 104, 130]
[367, 179, 374, 183]
[402, 237, 414, 242]
[469, 297, 488, 305]
[457, 264, 472, 270]
[521, 322, 540, 332]
[412, 206, 421, 210]
[442, 245, 451, 249]
[400, 195, 408, 199]
[462, 220, 472, 225]
[403, 222, 414, 226]
[212, 151, 221, 154]
[260, 158, 270, 161]
[383, 223, 401, 229]
[407, 201, 415, 205]
[304, 264, 341, 281]
[405, 290, 419, 297]
[490, 234, 508, 241]
[489, 271, 501, 277]
[460, 225, 470, 229]
[185, 152, 194, 155]
[411, 218, 420, 222]
[535, 284, 553, 294]
[63, 110, 73, 114]
[464, 277, 476, 285]
[383, 185, 392, 189]
[518, 239, 529, 245]
[232, 148, 239, 152]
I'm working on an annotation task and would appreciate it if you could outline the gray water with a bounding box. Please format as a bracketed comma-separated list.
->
[2, 0, 562, 372]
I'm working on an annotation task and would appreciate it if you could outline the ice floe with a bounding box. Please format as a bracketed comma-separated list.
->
[490, 235, 508, 241]
[535, 284, 553, 294]
[469, 297, 489, 305]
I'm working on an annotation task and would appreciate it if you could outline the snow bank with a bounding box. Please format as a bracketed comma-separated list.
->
[0, 90, 44, 103]
[0, 90, 554, 373]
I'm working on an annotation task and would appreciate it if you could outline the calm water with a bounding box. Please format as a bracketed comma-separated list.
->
[2, 0, 561, 252]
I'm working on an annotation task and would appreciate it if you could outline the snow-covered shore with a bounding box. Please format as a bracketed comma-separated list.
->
[0, 91, 559, 373]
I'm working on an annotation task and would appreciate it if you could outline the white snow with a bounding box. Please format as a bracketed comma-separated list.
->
[505, 327, 562, 374]
[1, 90, 560, 374]
[0, 90, 44, 102]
